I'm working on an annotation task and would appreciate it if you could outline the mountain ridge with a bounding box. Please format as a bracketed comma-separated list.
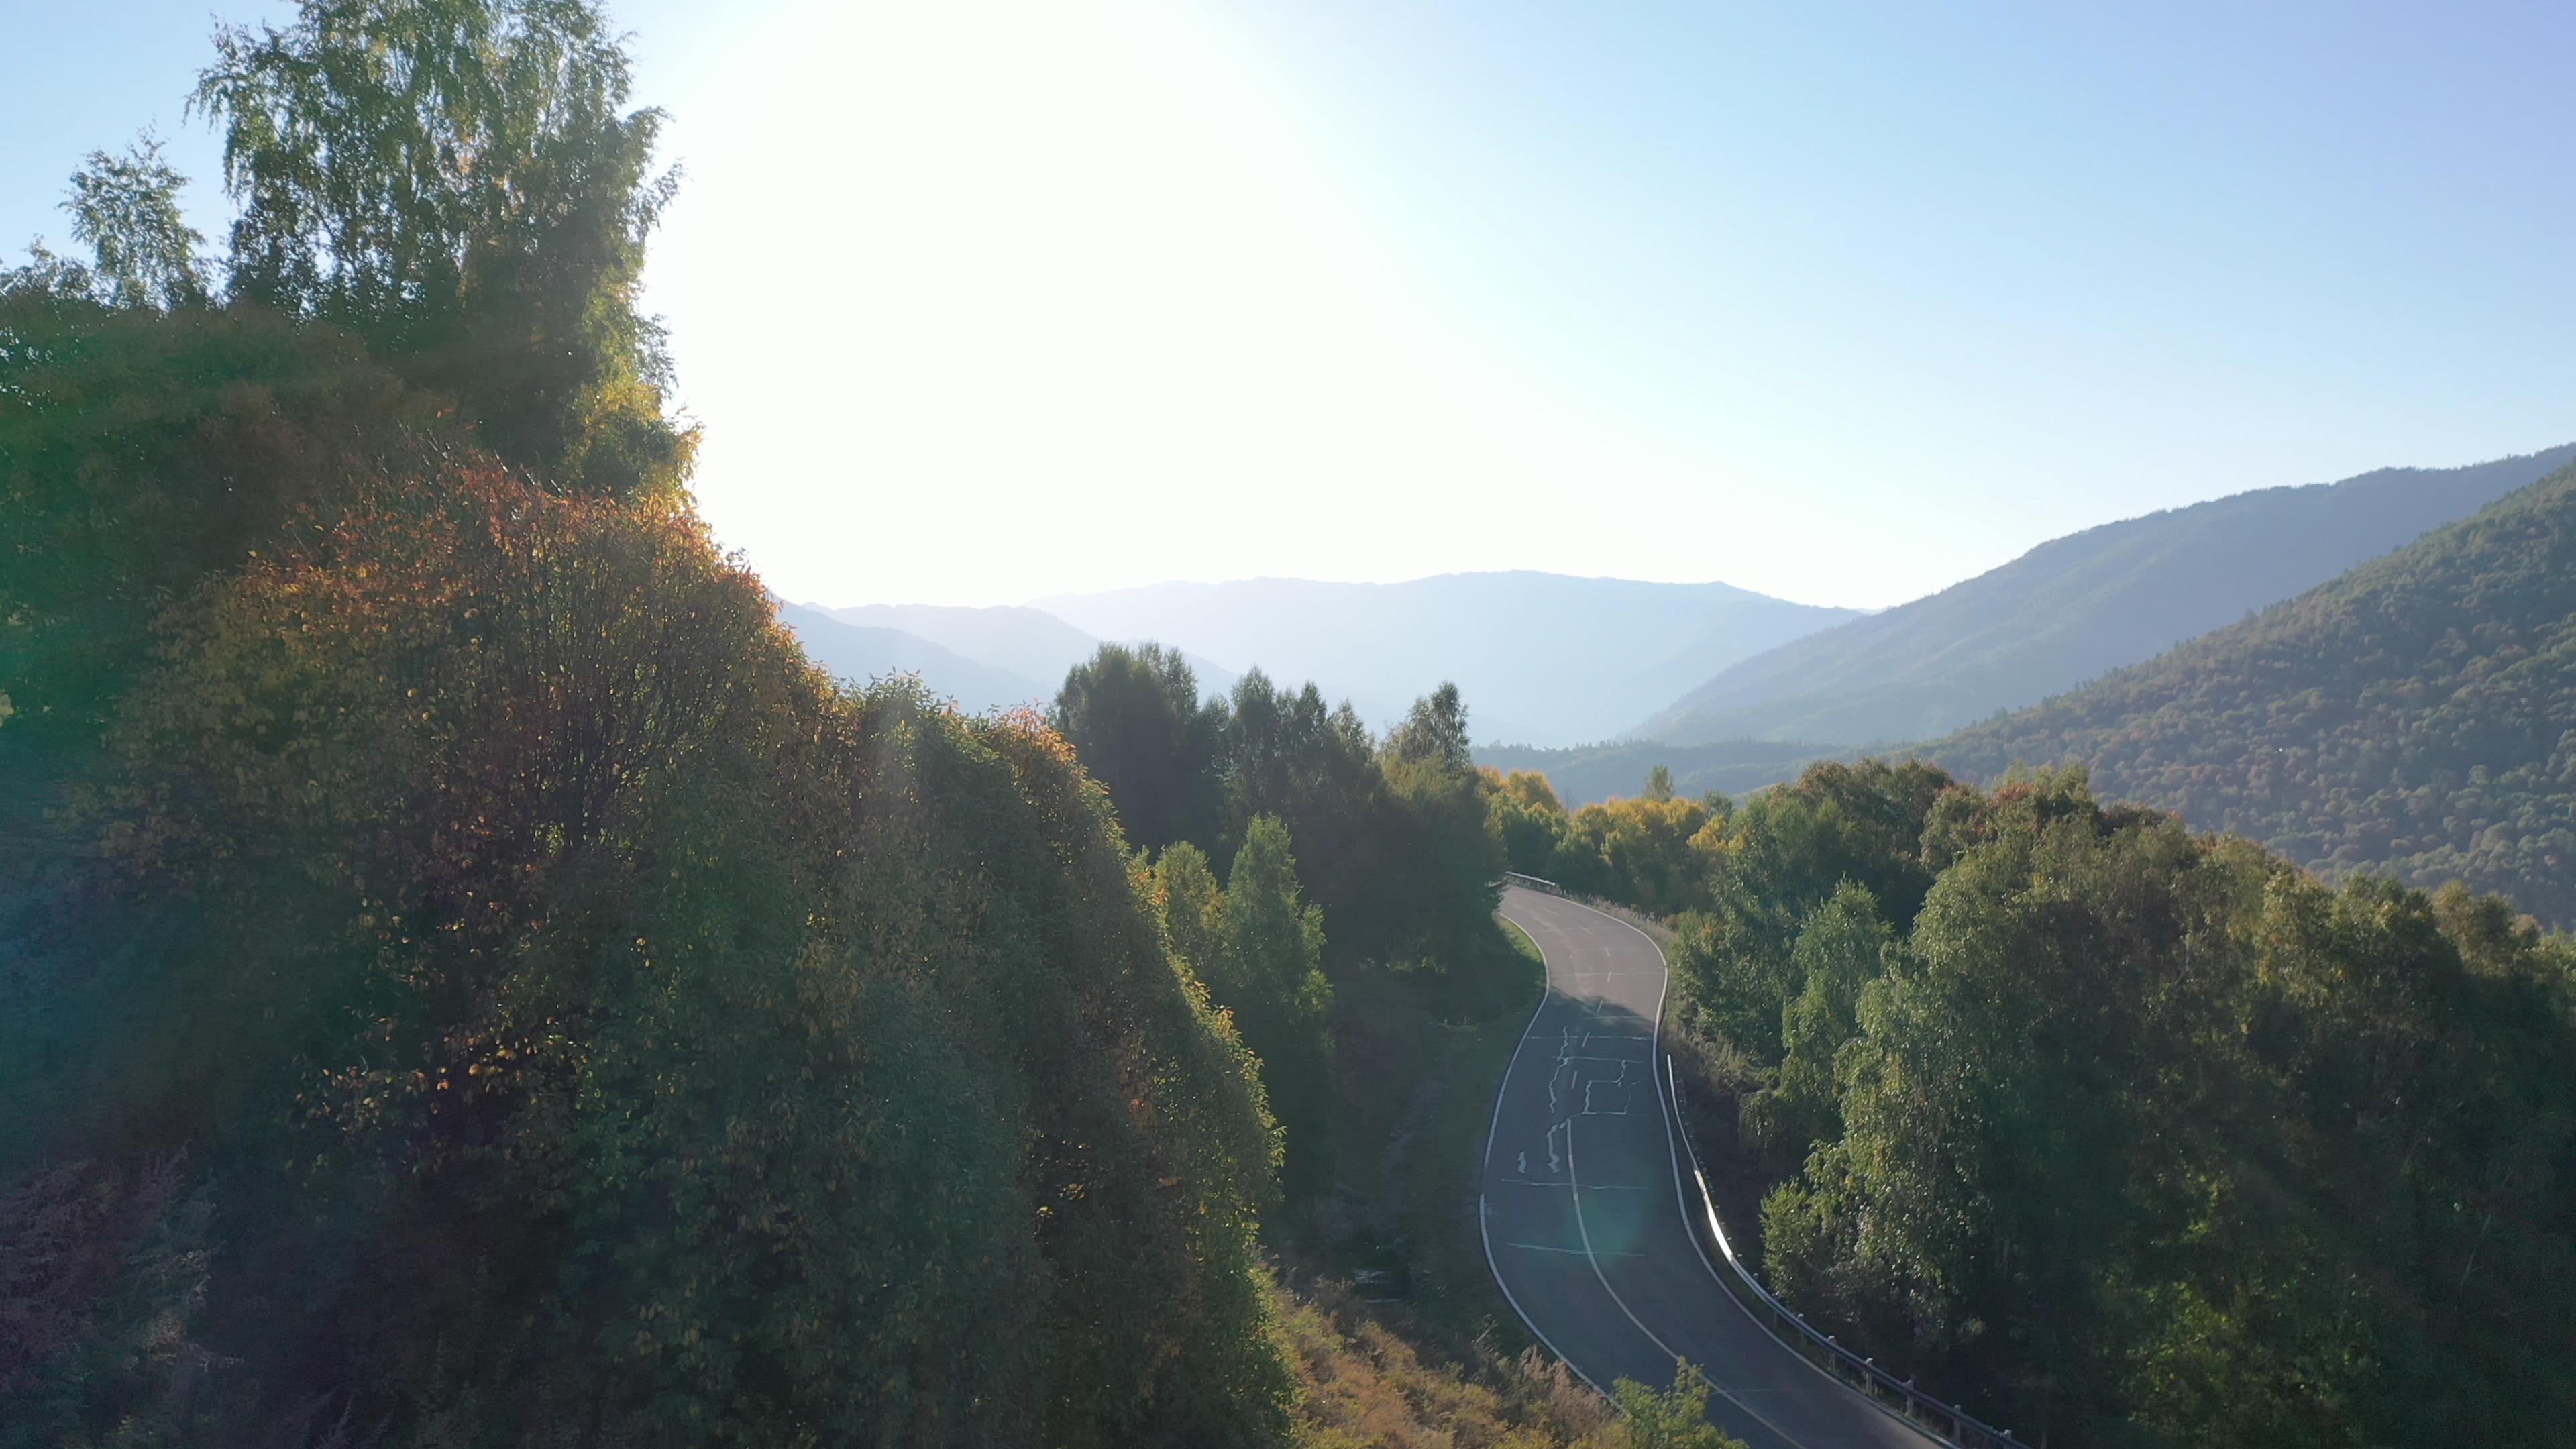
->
[1919, 457, 2576, 927]
[773, 600, 1053, 712]
[1034, 569, 1863, 747]
[1635, 443, 2576, 747]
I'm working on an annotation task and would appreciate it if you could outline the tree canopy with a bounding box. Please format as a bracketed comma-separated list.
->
[1541, 757, 2576, 1447]
[186, 0, 690, 496]
[0, 4, 1297, 1438]
[1929, 458, 2576, 930]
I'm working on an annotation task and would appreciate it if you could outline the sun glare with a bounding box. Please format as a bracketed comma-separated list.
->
[649, 0, 1706, 606]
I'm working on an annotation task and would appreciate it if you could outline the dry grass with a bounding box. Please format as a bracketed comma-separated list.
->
[1273, 1273, 1615, 1449]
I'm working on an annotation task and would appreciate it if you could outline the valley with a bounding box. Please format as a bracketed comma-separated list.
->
[8, 3, 2572, 1447]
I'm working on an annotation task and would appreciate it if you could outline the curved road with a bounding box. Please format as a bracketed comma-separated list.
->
[1483, 884, 1935, 1449]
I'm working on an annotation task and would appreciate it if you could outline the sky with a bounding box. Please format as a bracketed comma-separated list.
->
[11, 1, 2574, 610]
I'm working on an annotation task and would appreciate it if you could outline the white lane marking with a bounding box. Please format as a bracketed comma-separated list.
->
[1506, 1240, 1646, 1258]
[1568, 1117, 1682, 1358]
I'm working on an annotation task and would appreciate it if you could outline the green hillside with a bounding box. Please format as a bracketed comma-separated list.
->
[1927, 460, 2576, 926]
[1638, 445, 2576, 747]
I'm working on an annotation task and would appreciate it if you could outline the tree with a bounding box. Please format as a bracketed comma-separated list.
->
[1053, 643, 1223, 853]
[1741, 881, 1888, 1157]
[193, 0, 689, 496]
[7, 397, 1297, 1440]
[1152, 840, 1226, 978]
[1642, 763, 1674, 802]
[1743, 768, 2576, 1446]
[1548, 793, 1711, 917]
[1215, 669, 1403, 968]
[1379, 684, 1507, 971]
[1385, 680, 1473, 771]
[1488, 768, 1570, 875]
[1205, 816, 1334, 1195]
[1671, 760, 1953, 1063]
[62, 133, 208, 309]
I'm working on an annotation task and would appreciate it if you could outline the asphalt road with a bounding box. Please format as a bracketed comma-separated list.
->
[1483, 884, 1937, 1449]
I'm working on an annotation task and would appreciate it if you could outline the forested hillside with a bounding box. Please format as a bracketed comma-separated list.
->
[0, 4, 1291, 1441]
[1927, 459, 2576, 928]
[1636, 445, 2576, 747]
[1037, 571, 1859, 746]
[1505, 762, 2576, 1447]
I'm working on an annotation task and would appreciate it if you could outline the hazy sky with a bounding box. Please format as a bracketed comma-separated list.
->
[13, 1, 2573, 609]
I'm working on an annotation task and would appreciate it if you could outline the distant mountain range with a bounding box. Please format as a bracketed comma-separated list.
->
[780, 573, 1856, 746]
[782, 444, 2576, 922]
[1033, 572, 1860, 746]
[773, 602, 1055, 713]
[807, 603, 1239, 698]
[775, 600, 1239, 715]
[1923, 456, 2576, 928]
[811, 603, 1108, 687]
[1633, 445, 2576, 748]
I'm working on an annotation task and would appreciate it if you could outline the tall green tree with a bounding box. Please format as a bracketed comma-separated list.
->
[1379, 682, 1506, 971]
[1384, 680, 1473, 772]
[1053, 642, 1224, 853]
[1202, 816, 1334, 1196]
[1488, 767, 1570, 875]
[1152, 839, 1226, 979]
[61, 133, 209, 310]
[193, 0, 689, 496]
[1741, 881, 1887, 1157]
[1216, 668, 1405, 967]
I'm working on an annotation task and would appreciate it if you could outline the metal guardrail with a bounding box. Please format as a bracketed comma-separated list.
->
[1501, 871, 2030, 1449]
[1501, 870, 1678, 945]
[1664, 1057, 2032, 1449]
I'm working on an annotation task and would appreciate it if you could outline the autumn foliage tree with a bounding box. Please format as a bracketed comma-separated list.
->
[1, 2, 1295, 1440]
[5, 424, 1297, 1443]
